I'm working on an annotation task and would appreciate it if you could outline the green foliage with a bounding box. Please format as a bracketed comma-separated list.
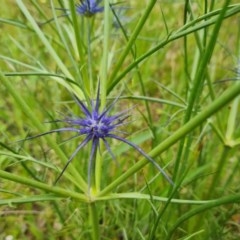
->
[1, 0, 240, 239]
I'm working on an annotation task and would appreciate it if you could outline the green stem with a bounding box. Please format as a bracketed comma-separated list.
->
[50, 0, 82, 86]
[173, 0, 231, 182]
[16, 0, 84, 98]
[87, 19, 93, 94]
[0, 170, 87, 202]
[166, 193, 240, 239]
[69, 0, 83, 63]
[95, 0, 111, 192]
[207, 146, 230, 198]
[107, 4, 240, 93]
[16, 0, 71, 78]
[225, 95, 240, 143]
[89, 202, 100, 240]
[111, 5, 155, 141]
[98, 81, 240, 197]
[100, 0, 110, 105]
[108, 0, 157, 87]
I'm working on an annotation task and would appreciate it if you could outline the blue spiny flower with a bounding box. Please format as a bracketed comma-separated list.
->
[26, 85, 173, 187]
[76, 0, 104, 17]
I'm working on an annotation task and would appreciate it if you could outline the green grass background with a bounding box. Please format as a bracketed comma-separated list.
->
[1, 0, 240, 239]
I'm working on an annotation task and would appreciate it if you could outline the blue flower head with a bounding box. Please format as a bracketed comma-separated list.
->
[27, 85, 173, 187]
[76, 0, 104, 17]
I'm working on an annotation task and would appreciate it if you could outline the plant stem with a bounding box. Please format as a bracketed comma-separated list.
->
[107, 4, 240, 93]
[207, 146, 230, 198]
[0, 170, 87, 201]
[89, 202, 100, 240]
[98, 81, 240, 197]
[166, 192, 240, 239]
[173, 0, 231, 181]
[100, 0, 110, 106]
[108, 0, 157, 86]
[95, 0, 111, 192]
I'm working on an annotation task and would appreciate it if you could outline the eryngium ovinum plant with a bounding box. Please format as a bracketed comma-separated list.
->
[25, 83, 173, 190]
[1, 0, 240, 239]
[0, 0, 174, 238]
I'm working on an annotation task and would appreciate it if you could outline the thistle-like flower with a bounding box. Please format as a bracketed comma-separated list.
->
[26, 85, 173, 187]
[76, 0, 104, 17]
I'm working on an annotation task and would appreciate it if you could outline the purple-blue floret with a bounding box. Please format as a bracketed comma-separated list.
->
[26, 84, 173, 187]
[76, 0, 104, 16]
